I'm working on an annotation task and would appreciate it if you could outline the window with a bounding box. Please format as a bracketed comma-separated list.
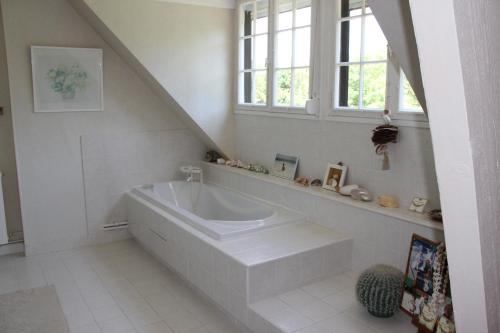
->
[237, 0, 313, 111]
[400, 70, 423, 113]
[236, 0, 427, 124]
[238, 0, 269, 105]
[274, 0, 312, 108]
[335, 0, 387, 110]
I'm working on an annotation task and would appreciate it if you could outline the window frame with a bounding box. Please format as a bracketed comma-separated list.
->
[235, 0, 317, 116]
[327, 0, 427, 126]
[234, 0, 428, 127]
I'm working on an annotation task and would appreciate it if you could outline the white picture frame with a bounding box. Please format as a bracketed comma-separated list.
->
[31, 46, 103, 112]
[271, 153, 299, 180]
[322, 163, 347, 191]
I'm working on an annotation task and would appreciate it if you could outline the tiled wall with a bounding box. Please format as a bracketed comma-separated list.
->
[204, 163, 445, 272]
[82, 129, 206, 243]
[234, 114, 440, 210]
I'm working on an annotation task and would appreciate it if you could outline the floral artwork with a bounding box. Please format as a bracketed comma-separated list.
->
[47, 64, 88, 100]
[31, 46, 103, 112]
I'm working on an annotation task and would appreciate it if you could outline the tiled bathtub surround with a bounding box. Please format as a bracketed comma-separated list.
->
[203, 162, 445, 272]
[126, 190, 352, 329]
[234, 114, 440, 209]
[81, 129, 205, 243]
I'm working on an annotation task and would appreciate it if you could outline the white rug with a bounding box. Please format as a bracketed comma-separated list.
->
[0, 286, 70, 333]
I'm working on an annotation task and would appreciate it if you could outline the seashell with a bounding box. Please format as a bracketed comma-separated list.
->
[216, 158, 226, 165]
[294, 176, 309, 187]
[204, 150, 222, 163]
[359, 190, 373, 202]
[236, 160, 248, 168]
[250, 164, 269, 174]
[428, 209, 443, 222]
[339, 184, 359, 196]
[378, 195, 399, 208]
[311, 179, 322, 186]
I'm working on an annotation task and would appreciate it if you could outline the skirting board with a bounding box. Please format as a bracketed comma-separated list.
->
[0, 242, 25, 256]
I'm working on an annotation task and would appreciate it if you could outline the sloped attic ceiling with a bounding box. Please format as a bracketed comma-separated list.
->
[68, 0, 235, 158]
[369, 0, 427, 113]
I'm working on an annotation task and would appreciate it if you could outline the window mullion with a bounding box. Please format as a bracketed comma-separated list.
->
[358, 13, 366, 110]
[269, 0, 276, 107]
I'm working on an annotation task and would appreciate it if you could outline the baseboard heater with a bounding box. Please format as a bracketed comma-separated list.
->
[101, 221, 128, 230]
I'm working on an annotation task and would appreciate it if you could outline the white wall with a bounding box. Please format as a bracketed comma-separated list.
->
[82, 129, 205, 243]
[1, 0, 205, 255]
[235, 115, 440, 210]
[454, 1, 500, 331]
[0, 5, 22, 240]
[410, 0, 489, 331]
[72, 0, 236, 157]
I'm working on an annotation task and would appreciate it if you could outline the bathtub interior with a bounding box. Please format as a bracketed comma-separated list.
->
[152, 181, 275, 223]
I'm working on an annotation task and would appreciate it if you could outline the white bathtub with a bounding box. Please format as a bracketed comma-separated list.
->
[130, 181, 305, 239]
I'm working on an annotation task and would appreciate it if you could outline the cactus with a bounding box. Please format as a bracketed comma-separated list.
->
[356, 264, 404, 318]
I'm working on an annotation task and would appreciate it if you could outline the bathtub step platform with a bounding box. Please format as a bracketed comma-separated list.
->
[127, 192, 354, 331]
[248, 272, 361, 333]
[248, 270, 416, 333]
[225, 223, 353, 303]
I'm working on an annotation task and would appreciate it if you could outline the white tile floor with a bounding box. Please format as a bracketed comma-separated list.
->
[0, 240, 244, 333]
[0, 239, 415, 333]
[250, 272, 416, 333]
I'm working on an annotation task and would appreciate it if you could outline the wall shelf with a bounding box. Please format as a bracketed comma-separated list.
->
[202, 162, 444, 231]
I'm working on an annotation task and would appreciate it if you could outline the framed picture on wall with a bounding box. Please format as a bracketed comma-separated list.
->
[31, 46, 103, 112]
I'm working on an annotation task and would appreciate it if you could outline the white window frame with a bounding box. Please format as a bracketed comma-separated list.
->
[235, 0, 428, 128]
[328, 0, 427, 127]
[235, 0, 318, 116]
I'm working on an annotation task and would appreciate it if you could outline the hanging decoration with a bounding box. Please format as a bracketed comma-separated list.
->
[371, 110, 399, 170]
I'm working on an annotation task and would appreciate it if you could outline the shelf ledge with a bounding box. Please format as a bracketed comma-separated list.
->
[202, 162, 444, 232]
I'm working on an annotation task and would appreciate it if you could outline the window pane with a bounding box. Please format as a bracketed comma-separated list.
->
[363, 15, 387, 61]
[401, 71, 423, 112]
[256, 0, 269, 34]
[254, 71, 267, 104]
[338, 65, 360, 108]
[239, 71, 267, 105]
[278, 0, 293, 30]
[339, 17, 361, 62]
[294, 27, 310, 67]
[293, 68, 309, 107]
[241, 2, 254, 37]
[295, 1, 312, 27]
[362, 63, 386, 109]
[254, 35, 268, 69]
[341, 0, 364, 18]
[276, 30, 292, 68]
[275, 69, 292, 106]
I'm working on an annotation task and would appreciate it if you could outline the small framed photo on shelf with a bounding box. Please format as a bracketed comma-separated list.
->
[322, 163, 347, 191]
[271, 153, 299, 180]
[409, 197, 428, 213]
